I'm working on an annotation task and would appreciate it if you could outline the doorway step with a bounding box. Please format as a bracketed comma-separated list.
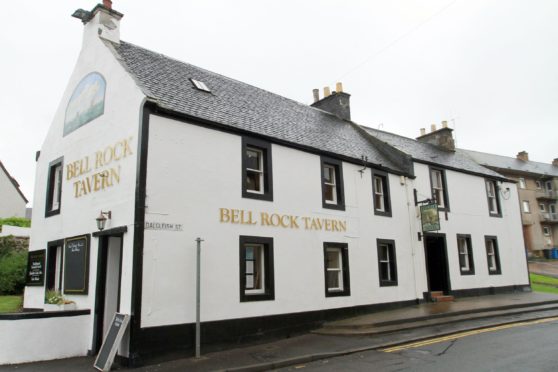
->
[430, 291, 454, 302]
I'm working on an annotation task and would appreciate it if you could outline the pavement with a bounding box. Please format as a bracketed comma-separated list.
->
[529, 260, 558, 278]
[3, 290, 558, 372]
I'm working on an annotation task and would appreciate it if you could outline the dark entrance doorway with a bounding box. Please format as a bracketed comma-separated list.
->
[424, 233, 451, 293]
[92, 234, 123, 354]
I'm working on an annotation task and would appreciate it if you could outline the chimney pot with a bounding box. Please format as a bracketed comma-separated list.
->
[517, 151, 529, 162]
[441, 120, 448, 128]
[430, 124, 436, 132]
[323, 87, 331, 98]
[336, 82, 343, 93]
[420, 128, 426, 136]
[103, 0, 112, 9]
[312, 89, 319, 103]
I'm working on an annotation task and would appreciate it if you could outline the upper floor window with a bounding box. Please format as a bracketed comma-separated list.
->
[485, 179, 501, 217]
[485, 236, 501, 275]
[377, 239, 397, 286]
[242, 138, 273, 201]
[535, 181, 542, 189]
[457, 234, 475, 275]
[522, 200, 531, 213]
[239, 236, 274, 302]
[543, 226, 551, 236]
[321, 157, 345, 210]
[323, 242, 350, 297]
[539, 203, 546, 212]
[372, 171, 392, 217]
[546, 181, 553, 191]
[518, 178, 526, 189]
[45, 157, 63, 217]
[430, 167, 449, 210]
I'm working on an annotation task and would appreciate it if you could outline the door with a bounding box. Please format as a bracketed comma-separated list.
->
[93, 235, 123, 353]
[424, 234, 451, 293]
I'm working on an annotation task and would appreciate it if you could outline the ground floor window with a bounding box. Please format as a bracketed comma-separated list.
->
[377, 239, 397, 286]
[239, 236, 274, 302]
[485, 236, 501, 275]
[457, 234, 475, 275]
[323, 243, 350, 297]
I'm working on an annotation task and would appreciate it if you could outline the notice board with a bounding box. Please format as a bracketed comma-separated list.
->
[26, 249, 46, 286]
[64, 235, 90, 294]
[94, 313, 130, 372]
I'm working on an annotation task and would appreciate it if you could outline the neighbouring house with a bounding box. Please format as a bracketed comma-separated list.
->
[0, 161, 28, 218]
[464, 150, 558, 257]
[8, 2, 529, 367]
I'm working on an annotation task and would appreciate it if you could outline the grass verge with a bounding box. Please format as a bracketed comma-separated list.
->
[0, 295, 23, 313]
[530, 273, 558, 295]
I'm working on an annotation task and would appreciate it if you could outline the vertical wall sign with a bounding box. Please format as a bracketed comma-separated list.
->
[420, 203, 440, 232]
[63, 235, 90, 294]
[64, 72, 106, 136]
[26, 249, 46, 286]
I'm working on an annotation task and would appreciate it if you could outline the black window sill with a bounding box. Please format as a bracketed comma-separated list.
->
[374, 209, 392, 217]
[325, 289, 351, 297]
[459, 270, 476, 276]
[322, 202, 345, 211]
[379, 281, 398, 287]
[240, 293, 275, 302]
[45, 209, 61, 218]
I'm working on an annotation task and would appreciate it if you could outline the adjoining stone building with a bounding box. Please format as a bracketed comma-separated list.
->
[464, 150, 558, 256]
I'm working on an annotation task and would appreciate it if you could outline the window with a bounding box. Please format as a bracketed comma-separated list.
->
[485, 236, 501, 275]
[377, 239, 397, 286]
[539, 203, 546, 212]
[323, 243, 350, 297]
[190, 78, 211, 92]
[321, 157, 345, 210]
[46, 241, 64, 291]
[45, 157, 63, 217]
[546, 181, 553, 191]
[543, 226, 551, 236]
[485, 179, 501, 217]
[430, 167, 449, 210]
[522, 201, 531, 213]
[518, 178, 526, 189]
[239, 236, 274, 302]
[457, 234, 475, 275]
[372, 171, 391, 217]
[242, 138, 273, 201]
[535, 181, 542, 189]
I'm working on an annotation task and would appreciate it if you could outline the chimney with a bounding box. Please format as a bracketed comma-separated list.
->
[72, 1, 124, 44]
[311, 82, 351, 121]
[553, 158, 558, 167]
[517, 151, 529, 162]
[312, 89, 320, 103]
[416, 120, 455, 152]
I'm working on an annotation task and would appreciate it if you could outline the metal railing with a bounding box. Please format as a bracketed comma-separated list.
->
[540, 212, 558, 222]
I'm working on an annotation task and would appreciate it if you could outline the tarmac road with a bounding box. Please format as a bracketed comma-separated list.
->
[278, 317, 558, 372]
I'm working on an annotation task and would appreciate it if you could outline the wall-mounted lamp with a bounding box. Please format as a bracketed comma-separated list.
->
[96, 211, 112, 231]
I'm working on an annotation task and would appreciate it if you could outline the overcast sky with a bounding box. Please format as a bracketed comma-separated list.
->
[1, 0, 557, 204]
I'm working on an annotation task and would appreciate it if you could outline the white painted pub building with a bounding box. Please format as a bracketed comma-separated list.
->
[9, 2, 529, 366]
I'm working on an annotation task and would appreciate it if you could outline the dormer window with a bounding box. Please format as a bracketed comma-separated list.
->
[190, 78, 211, 93]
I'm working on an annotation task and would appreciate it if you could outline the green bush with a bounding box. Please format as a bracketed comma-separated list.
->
[0, 236, 27, 258]
[0, 250, 27, 295]
[0, 217, 31, 228]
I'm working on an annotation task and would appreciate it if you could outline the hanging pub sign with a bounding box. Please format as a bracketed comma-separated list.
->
[64, 235, 90, 294]
[26, 249, 46, 286]
[420, 203, 440, 232]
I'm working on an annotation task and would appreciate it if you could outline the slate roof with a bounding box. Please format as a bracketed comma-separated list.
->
[108, 41, 410, 175]
[462, 149, 558, 177]
[362, 127, 506, 180]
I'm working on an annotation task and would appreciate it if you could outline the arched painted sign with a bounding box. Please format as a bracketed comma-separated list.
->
[64, 72, 106, 136]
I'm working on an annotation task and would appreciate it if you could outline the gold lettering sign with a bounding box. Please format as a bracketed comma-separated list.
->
[66, 137, 133, 198]
[219, 208, 347, 232]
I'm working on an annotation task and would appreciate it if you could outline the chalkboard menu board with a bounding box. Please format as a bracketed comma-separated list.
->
[64, 235, 90, 294]
[26, 249, 45, 286]
[94, 313, 130, 372]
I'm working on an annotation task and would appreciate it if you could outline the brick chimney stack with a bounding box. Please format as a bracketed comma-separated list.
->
[103, 0, 113, 9]
[552, 158, 558, 167]
[517, 151, 529, 162]
[416, 121, 455, 152]
[72, 1, 124, 44]
[311, 82, 351, 121]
